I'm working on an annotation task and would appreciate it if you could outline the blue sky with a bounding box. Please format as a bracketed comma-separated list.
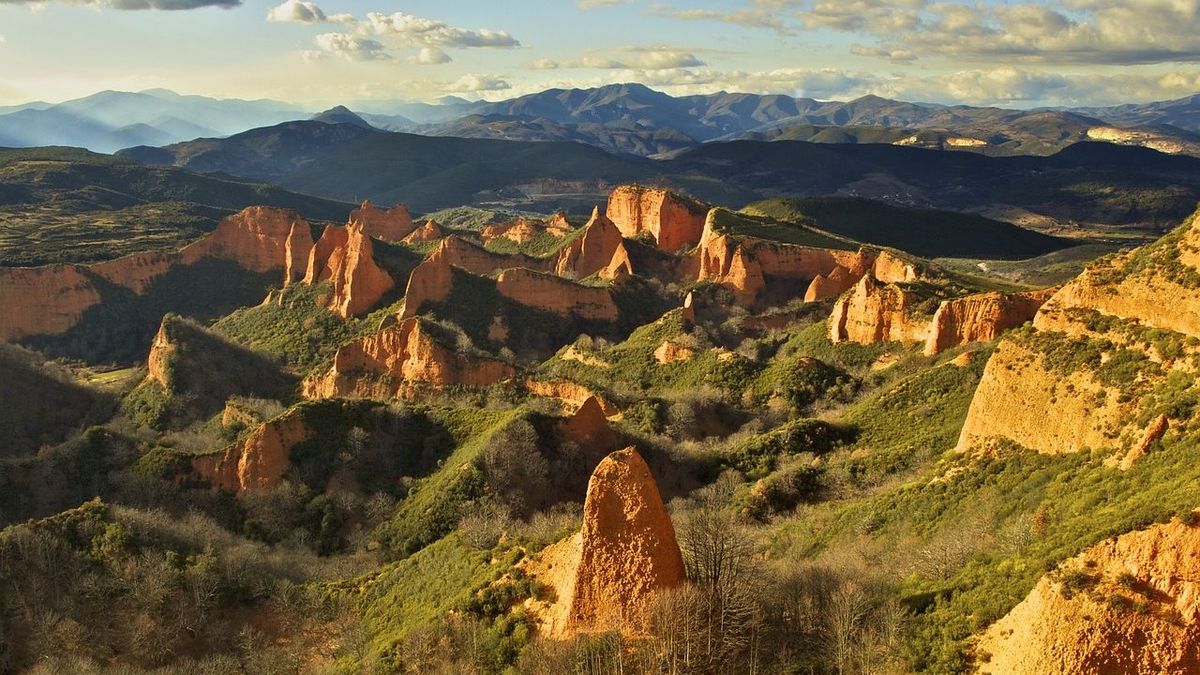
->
[2, 0, 1200, 107]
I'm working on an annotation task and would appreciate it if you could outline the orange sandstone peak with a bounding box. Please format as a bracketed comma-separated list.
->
[606, 185, 707, 252]
[924, 288, 1053, 356]
[552, 206, 632, 280]
[301, 223, 394, 317]
[557, 396, 620, 451]
[283, 221, 315, 285]
[402, 219, 444, 244]
[181, 206, 309, 273]
[566, 447, 687, 634]
[349, 200, 415, 241]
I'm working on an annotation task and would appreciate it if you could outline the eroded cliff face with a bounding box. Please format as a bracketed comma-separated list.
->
[283, 221, 315, 285]
[496, 268, 619, 322]
[976, 518, 1200, 675]
[0, 206, 308, 342]
[349, 200, 415, 241]
[606, 185, 707, 252]
[552, 207, 632, 280]
[302, 317, 515, 399]
[181, 206, 310, 273]
[294, 223, 394, 317]
[557, 396, 620, 452]
[924, 288, 1054, 356]
[957, 211, 1200, 455]
[191, 411, 312, 493]
[829, 274, 932, 344]
[146, 320, 175, 389]
[525, 378, 620, 418]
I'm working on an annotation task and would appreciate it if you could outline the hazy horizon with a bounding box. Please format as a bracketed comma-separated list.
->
[3, 0, 1200, 109]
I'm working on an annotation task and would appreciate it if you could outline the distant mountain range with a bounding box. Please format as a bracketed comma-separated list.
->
[119, 117, 1200, 236]
[9, 83, 1200, 159]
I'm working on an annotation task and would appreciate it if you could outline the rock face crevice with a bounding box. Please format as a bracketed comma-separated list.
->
[563, 447, 687, 634]
[977, 518, 1200, 675]
[302, 317, 515, 399]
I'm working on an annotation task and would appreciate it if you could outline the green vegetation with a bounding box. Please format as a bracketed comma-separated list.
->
[0, 147, 352, 267]
[709, 206, 855, 249]
[213, 283, 357, 374]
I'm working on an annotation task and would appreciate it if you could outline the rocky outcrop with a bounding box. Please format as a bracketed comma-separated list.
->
[0, 206, 308, 341]
[1119, 414, 1170, 470]
[923, 288, 1054, 356]
[191, 410, 311, 493]
[400, 236, 538, 319]
[804, 265, 857, 302]
[302, 317, 515, 399]
[976, 518, 1200, 674]
[402, 219, 444, 244]
[606, 185, 708, 252]
[525, 378, 620, 418]
[349, 200, 415, 241]
[566, 447, 687, 633]
[302, 223, 394, 318]
[180, 206, 310, 273]
[145, 320, 175, 389]
[654, 340, 695, 364]
[495, 268, 619, 322]
[557, 396, 620, 451]
[829, 274, 932, 345]
[552, 207, 632, 280]
[283, 221, 315, 285]
[957, 210, 1200, 455]
[0, 265, 103, 341]
[483, 213, 573, 245]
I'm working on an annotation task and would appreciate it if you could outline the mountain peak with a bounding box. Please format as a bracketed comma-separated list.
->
[310, 106, 373, 129]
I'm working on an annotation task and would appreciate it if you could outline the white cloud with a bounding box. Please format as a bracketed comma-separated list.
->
[360, 12, 520, 48]
[409, 47, 452, 65]
[526, 57, 560, 70]
[526, 47, 706, 71]
[266, 0, 352, 24]
[446, 74, 512, 93]
[313, 32, 389, 61]
[577, 0, 628, 8]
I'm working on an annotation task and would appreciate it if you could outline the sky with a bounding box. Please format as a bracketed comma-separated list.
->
[2, 0, 1200, 108]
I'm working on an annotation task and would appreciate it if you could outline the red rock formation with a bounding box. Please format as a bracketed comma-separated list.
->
[804, 265, 857, 302]
[399, 246, 454, 319]
[402, 219, 444, 244]
[325, 224, 395, 318]
[552, 207, 632, 280]
[654, 340, 695, 364]
[283, 221, 315, 285]
[349, 200, 415, 241]
[976, 517, 1200, 674]
[924, 288, 1055, 355]
[303, 224, 350, 284]
[525, 378, 620, 417]
[566, 447, 687, 633]
[0, 265, 103, 341]
[872, 250, 921, 283]
[302, 317, 515, 398]
[557, 396, 620, 451]
[0, 206, 313, 341]
[191, 410, 311, 493]
[680, 291, 696, 326]
[606, 185, 708, 252]
[828, 274, 931, 344]
[181, 206, 309, 272]
[495, 268, 619, 322]
[145, 320, 174, 388]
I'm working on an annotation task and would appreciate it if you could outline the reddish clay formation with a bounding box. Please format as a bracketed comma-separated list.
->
[301, 223, 394, 317]
[303, 317, 515, 399]
[191, 410, 312, 493]
[1119, 414, 1170, 470]
[606, 185, 707, 252]
[525, 378, 620, 417]
[565, 447, 687, 634]
[552, 207, 632, 280]
[828, 274, 931, 344]
[976, 518, 1200, 674]
[924, 288, 1054, 355]
[402, 219, 444, 244]
[0, 206, 310, 341]
[283, 221, 315, 285]
[145, 320, 175, 389]
[556, 396, 620, 451]
[349, 200, 415, 241]
[495, 268, 620, 322]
